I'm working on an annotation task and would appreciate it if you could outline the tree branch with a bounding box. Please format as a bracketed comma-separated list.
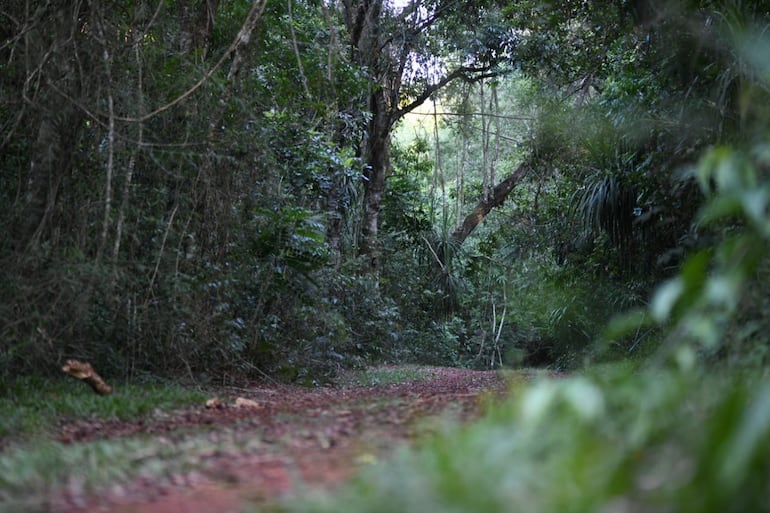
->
[65, 0, 266, 124]
[395, 64, 499, 121]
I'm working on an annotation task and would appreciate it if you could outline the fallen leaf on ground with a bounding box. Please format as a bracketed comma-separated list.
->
[234, 397, 262, 409]
[205, 397, 224, 409]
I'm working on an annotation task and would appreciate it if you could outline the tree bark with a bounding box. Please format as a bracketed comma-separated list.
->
[19, 3, 87, 250]
[177, 0, 221, 56]
[359, 87, 392, 271]
[451, 162, 530, 246]
[341, 0, 389, 272]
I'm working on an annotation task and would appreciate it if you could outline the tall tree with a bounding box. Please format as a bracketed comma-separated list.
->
[339, 0, 503, 272]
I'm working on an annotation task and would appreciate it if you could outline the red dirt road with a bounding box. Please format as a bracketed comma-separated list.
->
[52, 367, 508, 513]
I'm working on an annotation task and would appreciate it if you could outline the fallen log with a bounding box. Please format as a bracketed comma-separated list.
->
[62, 359, 113, 395]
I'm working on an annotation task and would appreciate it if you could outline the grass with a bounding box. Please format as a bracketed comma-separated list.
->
[0, 375, 206, 444]
[336, 365, 436, 387]
[0, 365, 443, 512]
[14, 364, 769, 513]
[0, 375, 212, 513]
[0, 424, 263, 513]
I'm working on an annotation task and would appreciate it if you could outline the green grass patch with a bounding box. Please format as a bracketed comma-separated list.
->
[0, 376, 209, 512]
[0, 425, 262, 513]
[0, 376, 206, 444]
[337, 366, 435, 387]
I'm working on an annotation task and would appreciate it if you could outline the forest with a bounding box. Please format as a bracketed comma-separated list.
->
[2, 0, 770, 511]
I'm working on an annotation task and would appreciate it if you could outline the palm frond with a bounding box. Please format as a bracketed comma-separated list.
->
[575, 173, 637, 262]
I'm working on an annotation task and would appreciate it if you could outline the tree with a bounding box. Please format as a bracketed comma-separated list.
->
[0, 0, 319, 378]
[339, 0, 504, 272]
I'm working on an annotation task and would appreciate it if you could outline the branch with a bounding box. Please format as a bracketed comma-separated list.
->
[395, 0, 462, 33]
[226, 0, 267, 81]
[67, 0, 267, 124]
[287, 0, 312, 100]
[421, 234, 446, 273]
[407, 111, 535, 120]
[395, 64, 500, 121]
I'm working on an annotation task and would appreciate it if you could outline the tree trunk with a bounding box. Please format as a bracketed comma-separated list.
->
[22, 114, 60, 245]
[451, 162, 530, 246]
[359, 95, 391, 271]
[19, 4, 87, 250]
[321, 3, 346, 265]
[177, 0, 221, 56]
[341, 0, 389, 272]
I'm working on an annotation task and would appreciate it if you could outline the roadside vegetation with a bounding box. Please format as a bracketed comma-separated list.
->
[281, 104, 770, 511]
[286, 367, 770, 513]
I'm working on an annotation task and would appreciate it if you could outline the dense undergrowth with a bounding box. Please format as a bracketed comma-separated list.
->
[6, 1, 765, 383]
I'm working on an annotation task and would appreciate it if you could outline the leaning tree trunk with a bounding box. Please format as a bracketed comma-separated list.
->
[451, 162, 530, 246]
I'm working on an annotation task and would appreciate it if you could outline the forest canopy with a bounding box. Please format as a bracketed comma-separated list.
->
[2, 0, 770, 381]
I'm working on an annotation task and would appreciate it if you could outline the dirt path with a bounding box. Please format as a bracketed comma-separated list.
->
[52, 367, 509, 513]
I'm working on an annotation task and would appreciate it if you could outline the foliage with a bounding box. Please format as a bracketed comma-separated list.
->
[382, 138, 435, 239]
[2, 2, 770, 511]
[282, 367, 770, 513]
[448, 1, 770, 371]
[0, 0, 768, 381]
[642, 143, 770, 365]
[0, 0, 370, 382]
[599, 5, 770, 368]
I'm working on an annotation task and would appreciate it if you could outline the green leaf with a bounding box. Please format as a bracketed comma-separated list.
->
[520, 381, 557, 425]
[721, 384, 770, 491]
[651, 278, 683, 323]
[742, 189, 769, 228]
[601, 308, 653, 342]
[698, 193, 743, 225]
[562, 378, 605, 421]
[705, 275, 741, 311]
